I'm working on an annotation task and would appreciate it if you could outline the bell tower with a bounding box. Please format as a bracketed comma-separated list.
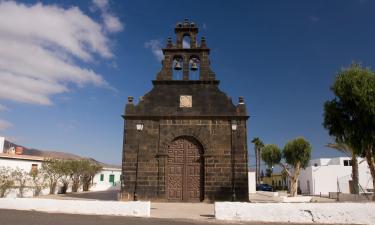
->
[156, 18, 215, 81]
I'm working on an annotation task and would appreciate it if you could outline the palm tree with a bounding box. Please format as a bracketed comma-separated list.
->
[251, 137, 264, 184]
[326, 142, 359, 194]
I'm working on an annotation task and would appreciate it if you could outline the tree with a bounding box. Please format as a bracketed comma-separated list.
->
[323, 63, 375, 200]
[82, 162, 102, 191]
[13, 168, 31, 198]
[68, 159, 102, 192]
[281, 167, 289, 190]
[42, 159, 66, 194]
[0, 166, 14, 198]
[251, 137, 264, 184]
[326, 142, 359, 194]
[69, 160, 84, 192]
[261, 144, 282, 173]
[281, 137, 311, 197]
[30, 169, 48, 197]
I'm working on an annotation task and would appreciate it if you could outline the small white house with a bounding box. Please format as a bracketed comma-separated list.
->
[299, 157, 373, 195]
[91, 166, 122, 191]
[0, 138, 122, 196]
[0, 152, 48, 197]
[0, 153, 44, 174]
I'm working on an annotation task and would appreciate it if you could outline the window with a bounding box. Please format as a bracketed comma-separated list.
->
[314, 163, 318, 167]
[344, 160, 352, 166]
[100, 174, 104, 181]
[31, 164, 38, 173]
[109, 174, 115, 186]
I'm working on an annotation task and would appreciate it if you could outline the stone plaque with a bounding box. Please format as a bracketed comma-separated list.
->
[180, 95, 192, 108]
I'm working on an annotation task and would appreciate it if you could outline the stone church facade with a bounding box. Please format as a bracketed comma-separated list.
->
[121, 19, 249, 202]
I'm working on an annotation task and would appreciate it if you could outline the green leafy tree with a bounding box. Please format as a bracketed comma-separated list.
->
[326, 142, 359, 194]
[42, 159, 66, 194]
[323, 63, 375, 200]
[82, 162, 102, 191]
[281, 137, 311, 197]
[68, 160, 102, 192]
[13, 168, 31, 198]
[261, 144, 282, 172]
[69, 160, 85, 192]
[0, 166, 14, 198]
[30, 169, 48, 197]
[251, 137, 264, 184]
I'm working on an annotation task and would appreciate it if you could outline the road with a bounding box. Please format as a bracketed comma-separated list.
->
[0, 209, 349, 225]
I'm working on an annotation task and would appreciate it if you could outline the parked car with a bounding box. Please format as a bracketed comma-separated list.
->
[256, 184, 273, 192]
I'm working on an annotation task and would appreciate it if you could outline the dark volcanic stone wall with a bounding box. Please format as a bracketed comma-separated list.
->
[121, 80, 249, 202]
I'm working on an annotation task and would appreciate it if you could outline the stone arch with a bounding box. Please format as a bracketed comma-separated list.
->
[172, 55, 184, 80]
[160, 129, 209, 155]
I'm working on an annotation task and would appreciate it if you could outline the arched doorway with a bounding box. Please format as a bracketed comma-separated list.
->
[166, 136, 204, 202]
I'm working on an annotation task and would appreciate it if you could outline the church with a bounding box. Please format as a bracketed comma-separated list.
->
[121, 19, 249, 202]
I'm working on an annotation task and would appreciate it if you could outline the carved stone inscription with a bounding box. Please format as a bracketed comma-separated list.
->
[180, 95, 192, 108]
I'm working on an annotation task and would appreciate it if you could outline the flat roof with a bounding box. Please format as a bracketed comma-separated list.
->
[0, 153, 44, 161]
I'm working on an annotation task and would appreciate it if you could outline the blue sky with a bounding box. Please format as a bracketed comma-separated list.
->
[0, 0, 374, 166]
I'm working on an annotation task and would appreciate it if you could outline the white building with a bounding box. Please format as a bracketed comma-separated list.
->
[0, 152, 49, 197]
[248, 171, 256, 194]
[91, 166, 122, 191]
[299, 157, 373, 195]
[0, 136, 4, 153]
[0, 137, 122, 197]
[0, 153, 44, 175]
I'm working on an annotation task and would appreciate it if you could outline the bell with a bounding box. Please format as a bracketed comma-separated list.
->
[174, 61, 182, 70]
[191, 62, 198, 71]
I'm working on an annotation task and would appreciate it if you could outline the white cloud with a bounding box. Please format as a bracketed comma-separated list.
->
[92, 0, 109, 10]
[0, 119, 12, 131]
[145, 39, 164, 62]
[0, 1, 120, 105]
[92, 0, 123, 33]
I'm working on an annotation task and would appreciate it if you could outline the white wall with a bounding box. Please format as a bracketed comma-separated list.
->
[0, 157, 42, 173]
[248, 171, 256, 194]
[0, 157, 48, 198]
[0, 137, 4, 153]
[0, 198, 150, 217]
[215, 202, 375, 224]
[299, 157, 373, 195]
[92, 168, 121, 191]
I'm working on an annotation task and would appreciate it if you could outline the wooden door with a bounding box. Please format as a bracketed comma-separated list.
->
[166, 137, 203, 202]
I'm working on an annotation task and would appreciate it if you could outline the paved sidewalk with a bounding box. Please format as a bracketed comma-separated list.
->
[151, 203, 214, 220]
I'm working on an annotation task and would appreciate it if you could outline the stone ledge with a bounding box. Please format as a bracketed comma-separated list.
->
[215, 202, 375, 224]
[0, 198, 150, 217]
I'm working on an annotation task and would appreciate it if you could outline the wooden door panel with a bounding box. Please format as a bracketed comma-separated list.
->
[167, 137, 202, 202]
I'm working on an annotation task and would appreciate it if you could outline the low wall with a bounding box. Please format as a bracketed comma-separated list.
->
[256, 191, 278, 197]
[0, 198, 150, 217]
[215, 202, 375, 224]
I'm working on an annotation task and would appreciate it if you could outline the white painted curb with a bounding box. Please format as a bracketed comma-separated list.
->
[215, 202, 375, 224]
[0, 198, 150, 217]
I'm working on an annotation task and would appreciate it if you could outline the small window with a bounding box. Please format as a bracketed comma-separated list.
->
[344, 160, 352, 166]
[109, 174, 115, 186]
[31, 164, 38, 173]
[100, 174, 104, 181]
